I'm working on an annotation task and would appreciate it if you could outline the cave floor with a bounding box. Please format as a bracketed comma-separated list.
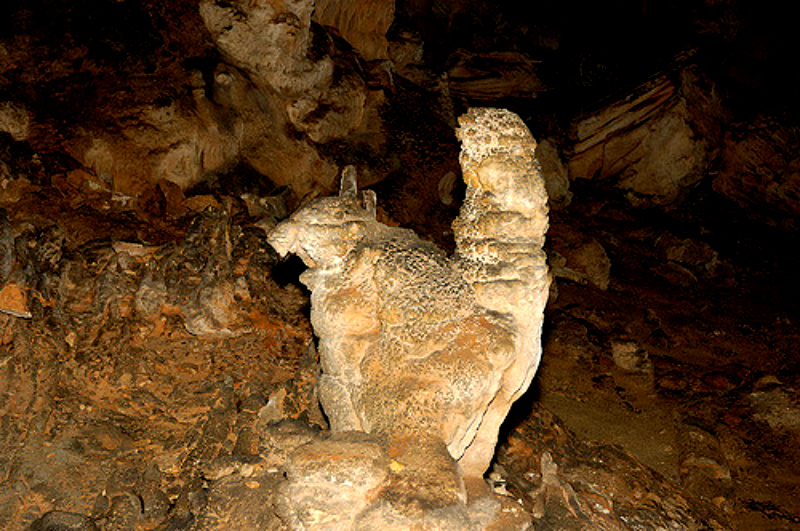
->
[0, 186, 799, 530]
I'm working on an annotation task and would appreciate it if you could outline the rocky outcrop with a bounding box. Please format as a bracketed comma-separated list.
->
[268, 108, 549, 528]
[199, 0, 332, 99]
[568, 63, 726, 206]
[64, 94, 236, 197]
[714, 116, 800, 226]
[204, 63, 340, 196]
[313, 0, 395, 62]
[52, 0, 385, 202]
[447, 51, 546, 102]
[200, 0, 370, 143]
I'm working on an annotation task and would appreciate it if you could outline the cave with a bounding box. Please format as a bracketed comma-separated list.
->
[1, 0, 799, 529]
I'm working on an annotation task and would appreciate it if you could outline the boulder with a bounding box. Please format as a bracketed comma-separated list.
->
[568, 63, 725, 206]
[548, 225, 610, 290]
[280, 432, 390, 529]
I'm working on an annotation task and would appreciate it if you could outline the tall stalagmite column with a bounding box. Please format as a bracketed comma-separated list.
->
[268, 108, 549, 528]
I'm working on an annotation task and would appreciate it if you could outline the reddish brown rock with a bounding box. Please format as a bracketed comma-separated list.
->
[0, 282, 31, 319]
[714, 116, 800, 224]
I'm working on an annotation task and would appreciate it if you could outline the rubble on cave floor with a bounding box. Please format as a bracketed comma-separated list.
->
[0, 155, 796, 530]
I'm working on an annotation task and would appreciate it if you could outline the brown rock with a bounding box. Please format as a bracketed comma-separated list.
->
[536, 139, 572, 209]
[313, 0, 395, 61]
[568, 63, 725, 205]
[548, 225, 610, 290]
[67, 168, 111, 195]
[656, 231, 720, 277]
[447, 51, 546, 102]
[0, 282, 31, 319]
[714, 116, 800, 224]
[65, 98, 235, 197]
[0, 101, 30, 141]
[498, 404, 728, 529]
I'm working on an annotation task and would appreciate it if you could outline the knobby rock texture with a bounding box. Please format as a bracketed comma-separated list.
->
[267, 107, 549, 529]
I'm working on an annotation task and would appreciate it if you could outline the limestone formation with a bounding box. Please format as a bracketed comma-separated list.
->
[313, 0, 395, 62]
[268, 108, 550, 527]
[0, 101, 29, 142]
[535, 139, 572, 209]
[714, 115, 800, 225]
[200, 0, 369, 144]
[567, 63, 725, 206]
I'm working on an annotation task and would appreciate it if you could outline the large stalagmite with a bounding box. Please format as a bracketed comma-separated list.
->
[268, 108, 549, 528]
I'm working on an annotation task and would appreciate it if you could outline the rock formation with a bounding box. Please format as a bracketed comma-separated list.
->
[200, 0, 370, 143]
[268, 107, 550, 528]
[714, 115, 800, 227]
[313, 0, 395, 62]
[567, 62, 726, 206]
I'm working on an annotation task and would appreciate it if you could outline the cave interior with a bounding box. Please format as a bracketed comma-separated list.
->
[1, 0, 799, 529]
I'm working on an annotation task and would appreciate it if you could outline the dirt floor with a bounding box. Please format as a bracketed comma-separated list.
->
[0, 173, 799, 530]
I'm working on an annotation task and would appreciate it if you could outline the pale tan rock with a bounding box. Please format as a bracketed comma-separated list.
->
[134, 277, 167, 321]
[200, 0, 332, 99]
[65, 64, 339, 199]
[568, 65, 724, 206]
[200, 0, 368, 146]
[0, 101, 30, 141]
[452, 108, 550, 478]
[269, 108, 548, 528]
[55, 0, 375, 202]
[280, 432, 390, 530]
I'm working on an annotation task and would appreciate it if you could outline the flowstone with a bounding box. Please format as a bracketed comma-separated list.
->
[269, 108, 550, 529]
